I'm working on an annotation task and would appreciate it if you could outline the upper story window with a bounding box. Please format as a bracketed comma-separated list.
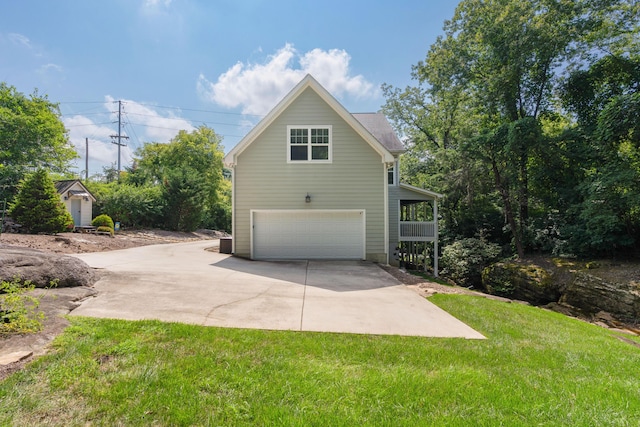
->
[287, 125, 332, 163]
[388, 161, 398, 185]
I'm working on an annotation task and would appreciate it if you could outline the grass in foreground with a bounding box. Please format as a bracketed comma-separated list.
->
[1, 295, 639, 426]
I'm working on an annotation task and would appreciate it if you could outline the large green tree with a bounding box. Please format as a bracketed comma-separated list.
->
[127, 126, 227, 231]
[384, 0, 639, 257]
[558, 55, 640, 255]
[0, 83, 76, 202]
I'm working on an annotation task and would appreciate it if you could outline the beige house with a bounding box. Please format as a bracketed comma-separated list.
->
[55, 179, 95, 228]
[224, 75, 441, 274]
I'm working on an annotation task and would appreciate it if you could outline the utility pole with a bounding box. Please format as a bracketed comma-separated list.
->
[85, 137, 89, 181]
[110, 100, 129, 178]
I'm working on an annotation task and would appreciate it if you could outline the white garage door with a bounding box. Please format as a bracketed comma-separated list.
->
[252, 210, 365, 259]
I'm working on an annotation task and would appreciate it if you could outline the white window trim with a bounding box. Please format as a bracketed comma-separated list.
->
[387, 160, 398, 186]
[286, 125, 332, 163]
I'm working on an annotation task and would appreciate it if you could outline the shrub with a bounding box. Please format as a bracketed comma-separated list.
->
[96, 226, 114, 236]
[0, 278, 44, 335]
[88, 182, 164, 228]
[441, 238, 502, 288]
[92, 214, 114, 230]
[9, 169, 73, 234]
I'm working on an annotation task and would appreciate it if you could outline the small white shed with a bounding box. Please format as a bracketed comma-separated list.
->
[54, 180, 96, 228]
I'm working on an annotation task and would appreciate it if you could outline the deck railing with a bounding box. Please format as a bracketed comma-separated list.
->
[399, 221, 437, 241]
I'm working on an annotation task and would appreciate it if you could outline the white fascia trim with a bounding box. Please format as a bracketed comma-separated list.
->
[223, 74, 394, 166]
[383, 163, 389, 264]
[230, 167, 236, 254]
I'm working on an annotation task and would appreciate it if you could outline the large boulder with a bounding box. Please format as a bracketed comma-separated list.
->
[560, 271, 640, 322]
[482, 261, 562, 304]
[0, 245, 96, 288]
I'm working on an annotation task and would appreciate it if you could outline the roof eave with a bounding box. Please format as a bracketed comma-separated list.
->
[399, 183, 443, 199]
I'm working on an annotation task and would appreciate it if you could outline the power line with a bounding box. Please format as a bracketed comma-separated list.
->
[65, 121, 113, 127]
[135, 102, 264, 117]
[60, 100, 264, 118]
[58, 101, 104, 104]
[123, 112, 250, 128]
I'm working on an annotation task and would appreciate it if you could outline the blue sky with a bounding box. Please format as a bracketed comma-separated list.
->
[0, 0, 459, 176]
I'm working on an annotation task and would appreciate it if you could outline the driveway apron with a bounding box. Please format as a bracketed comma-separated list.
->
[71, 241, 484, 339]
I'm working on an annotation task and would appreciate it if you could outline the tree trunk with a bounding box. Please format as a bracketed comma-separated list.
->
[491, 158, 524, 258]
[518, 149, 529, 241]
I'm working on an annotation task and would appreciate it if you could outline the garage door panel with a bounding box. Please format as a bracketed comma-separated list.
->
[253, 210, 364, 259]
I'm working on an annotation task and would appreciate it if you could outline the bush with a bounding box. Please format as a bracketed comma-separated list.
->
[88, 182, 164, 228]
[9, 169, 73, 234]
[96, 226, 114, 236]
[92, 214, 114, 230]
[0, 278, 44, 335]
[441, 238, 502, 288]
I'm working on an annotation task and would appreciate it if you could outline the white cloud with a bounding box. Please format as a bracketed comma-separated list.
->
[8, 32, 31, 48]
[106, 96, 195, 142]
[198, 44, 376, 115]
[37, 63, 64, 83]
[64, 97, 195, 175]
[64, 114, 129, 175]
[39, 63, 63, 73]
[143, 0, 172, 7]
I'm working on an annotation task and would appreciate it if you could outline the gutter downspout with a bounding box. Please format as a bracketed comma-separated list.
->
[230, 163, 236, 254]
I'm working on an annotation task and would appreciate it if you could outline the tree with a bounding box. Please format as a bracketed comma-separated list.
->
[162, 168, 208, 231]
[87, 181, 164, 229]
[383, 0, 639, 258]
[9, 169, 73, 233]
[0, 83, 76, 202]
[558, 55, 640, 255]
[127, 126, 228, 231]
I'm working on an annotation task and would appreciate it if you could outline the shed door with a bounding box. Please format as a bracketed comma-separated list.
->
[252, 210, 365, 259]
[70, 198, 82, 226]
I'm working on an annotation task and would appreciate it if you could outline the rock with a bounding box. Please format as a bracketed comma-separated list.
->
[560, 272, 640, 322]
[0, 245, 96, 288]
[482, 261, 561, 304]
[0, 350, 32, 366]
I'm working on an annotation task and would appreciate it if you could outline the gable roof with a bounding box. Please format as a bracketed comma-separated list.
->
[224, 74, 395, 166]
[54, 179, 96, 201]
[352, 113, 405, 154]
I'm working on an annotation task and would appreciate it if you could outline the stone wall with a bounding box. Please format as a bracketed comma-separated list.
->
[482, 259, 640, 323]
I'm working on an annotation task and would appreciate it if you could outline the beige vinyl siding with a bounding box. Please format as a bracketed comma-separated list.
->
[234, 87, 386, 261]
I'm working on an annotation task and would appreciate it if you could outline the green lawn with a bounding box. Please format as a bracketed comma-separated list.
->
[1, 294, 639, 426]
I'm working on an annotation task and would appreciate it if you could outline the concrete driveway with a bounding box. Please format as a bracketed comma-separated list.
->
[71, 241, 484, 339]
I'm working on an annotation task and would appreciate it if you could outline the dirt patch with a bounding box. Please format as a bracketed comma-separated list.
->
[0, 229, 223, 381]
[0, 229, 225, 254]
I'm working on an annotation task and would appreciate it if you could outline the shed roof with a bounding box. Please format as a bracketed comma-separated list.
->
[54, 179, 96, 201]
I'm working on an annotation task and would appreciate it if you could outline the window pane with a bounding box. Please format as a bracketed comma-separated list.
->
[311, 128, 329, 144]
[291, 145, 308, 160]
[388, 167, 394, 184]
[290, 128, 308, 144]
[311, 146, 328, 160]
